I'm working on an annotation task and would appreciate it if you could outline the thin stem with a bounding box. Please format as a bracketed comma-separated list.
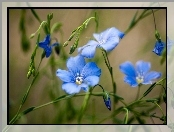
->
[101, 50, 117, 112]
[78, 90, 91, 124]
[154, 102, 165, 117]
[9, 58, 43, 124]
[151, 9, 157, 30]
[123, 108, 129, 124]
[9, 91, 125, 124]
[135, 85, 141, 100]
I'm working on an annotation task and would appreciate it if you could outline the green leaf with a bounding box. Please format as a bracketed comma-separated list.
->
[145, 98, 158, 103]
[129, 10, 139, 28]
[110, 93, 124, 100]
[31, 9, 41, 23]
[21, 107, 35, 115]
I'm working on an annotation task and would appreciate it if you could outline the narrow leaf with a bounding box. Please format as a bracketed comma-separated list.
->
[143, 82, 156, 97]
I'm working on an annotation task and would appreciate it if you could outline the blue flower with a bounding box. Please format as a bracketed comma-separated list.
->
[152, 40, 165, 56]
[167, 37, 174, 55]
[78, 27, 124, 58]
[39, 34, 58, 58]
[119, 60, 161, 87]
[56, 55, 101, 94]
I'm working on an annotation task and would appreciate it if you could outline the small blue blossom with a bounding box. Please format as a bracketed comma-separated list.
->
[39, 34, 58, 58]
[152, 40, 165, 56]
[103, 92, 111, 111]
[78, 27, 124, 58]
[119, 60, 161, 87]
[167, 37, 174, 55]
[56, 55, 101, 94]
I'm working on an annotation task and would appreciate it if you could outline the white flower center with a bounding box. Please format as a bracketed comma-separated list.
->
[75, 76, 83, 85]
[136, 75, 144, 84]
[98, 39, 106, 44]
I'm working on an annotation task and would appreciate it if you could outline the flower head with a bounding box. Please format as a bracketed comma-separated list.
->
[56, 55, 101, 94]
[152, 40, 165, 56]
[78, 27, 124, 58]
[39, 34, 58, 58]
[119, 60, 161, 87]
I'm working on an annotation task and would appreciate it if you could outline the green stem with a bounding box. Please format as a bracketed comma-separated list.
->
[135, 85, 141, 100]
[123, 108, 129, 124]
[9, 91, 124, 124]
[151, 9, 157, 31]
[101, 50, 117, 110]
[154, 102, 165, 117]
[124, 9, 159, 35]
[78, 88, 92, 124]
[9, 59, 42, 124]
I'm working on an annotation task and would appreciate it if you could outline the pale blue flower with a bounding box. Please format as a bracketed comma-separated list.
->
[119, 60, 161, 87]
[56, 55, 101, 94]
[78, 27, 124, 58]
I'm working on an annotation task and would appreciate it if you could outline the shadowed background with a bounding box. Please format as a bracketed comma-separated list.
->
[9, 8, 166, 124]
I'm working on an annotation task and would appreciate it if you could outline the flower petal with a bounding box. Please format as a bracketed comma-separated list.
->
[51, 42, 59, 48]
[93, 27, 124, 42]
[78, 40, 98, 58]
[56, 69, 74, 83]
[44, 46, 52, 58]
[119, 61, 136, 77]
[104, 27, 124, 39]
[135, 60, 151, 75]
[79, 83, 89, 92]
[152, 41, 165, 56]
[124, 76, 138, 87]
[143, 71, 161, 84]
[81, 62, 101, 78]
[100, 36, 119, 51]
[84, 76, 100, 87]
[39, 35, 51, 48]
[62, 82, 81, 94]
[66, 55, 86, 75]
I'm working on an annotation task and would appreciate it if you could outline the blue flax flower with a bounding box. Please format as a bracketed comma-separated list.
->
[56, 55, 101, 94]
[78, 27, 124, 58]
[39, 34, 58, 58]
[119, 60, 161, 87]
[152, 40, 165, 56]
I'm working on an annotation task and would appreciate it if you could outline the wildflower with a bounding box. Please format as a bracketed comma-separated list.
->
[38, 34, 58, 58]
[78, 27, 124, 58]
[152, 40, 165, 56]
[119, 60, 161, 87]
[56, 55, 101, 94]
